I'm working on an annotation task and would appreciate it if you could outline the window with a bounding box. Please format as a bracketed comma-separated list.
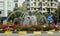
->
[8, 10, 11, 12]
[34, 3, 36, 6]
[0, 11, 1, 14]
[27, 4, 30, 6]
[40, 7, 42, 10]
[47, 4, 49, 6]
[27, 0, 30, 1]
[55, 4, 56, 6]
[34, 8, 36, 10]
[0, 1, 4, 7]
[43, 4, 45, 6]
[51, 3, 53, 6]
[31, 4, 33, 6]
[34, 0, 36, 1]
[37, 7, 42, 10]
[31, 8, 33, 10]
[14, 0, 18, 2]
[55, 0, 57, 2]
[31, 0, 33, 1]
[7, 2, 11, 7]
[43, 8, 45, 10]
[43, 0, 45, 2]
[47, 0, 49, 1]
[51, 0, 53, 1]
[47, 8, 50, 12]
[27, 8, 30, 10]
[15, 3, 18, 7]
[37, 8, 40, 10]
[51, 8, 53, 11]
[38, 3, 42, 6]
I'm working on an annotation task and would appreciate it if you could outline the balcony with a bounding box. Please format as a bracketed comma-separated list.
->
[33, 1, 42, 3]
[31, 6, 41, 8]
[51, 6, 57, 8]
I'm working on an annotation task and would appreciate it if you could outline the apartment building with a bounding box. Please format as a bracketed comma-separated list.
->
[25, 0, 58, 13]
[0, 0, 20, 23]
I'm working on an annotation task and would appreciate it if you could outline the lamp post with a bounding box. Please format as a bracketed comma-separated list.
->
[57, 8, 59, 24]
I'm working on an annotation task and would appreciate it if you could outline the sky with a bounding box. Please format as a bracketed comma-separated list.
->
[20, 0, 60, 6]
[58, 0, 60, 2]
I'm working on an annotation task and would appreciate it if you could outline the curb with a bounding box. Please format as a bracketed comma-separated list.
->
[3, 31, 60, 35]
[4, 31, 13, 34]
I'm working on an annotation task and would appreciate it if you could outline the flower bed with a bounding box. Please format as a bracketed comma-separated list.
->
[0, 24, 59, 32]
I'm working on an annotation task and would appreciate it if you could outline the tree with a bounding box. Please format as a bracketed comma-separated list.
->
[53, 7, 60, 24]
[57, 8, 60, 23]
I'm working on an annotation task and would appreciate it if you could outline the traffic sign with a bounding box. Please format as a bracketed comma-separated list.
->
[47, 16, 53, 21]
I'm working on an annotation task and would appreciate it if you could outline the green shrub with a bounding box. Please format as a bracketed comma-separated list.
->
[36, 26, 43, 31]
[14, 25, 54, 31]
[21, 26, 36, 31]
[0, 26, 3, 29]
[15, 26, 22, 31]
[7, 22, 13, 25]
[42, 26, 53, 31]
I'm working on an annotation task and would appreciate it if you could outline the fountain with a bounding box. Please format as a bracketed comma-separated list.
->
[6, 10, 47, 25]
[23, 11, 37, 25]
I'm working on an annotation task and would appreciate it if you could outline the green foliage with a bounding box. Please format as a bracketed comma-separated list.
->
[35, 26, 43, 31]
[20, 6, 27, 12]
[14, 25, 54, 31]
[42, 26, 53, 31]
[7, 22, 13, 25]
[8, 6, 27, 21]
[15, 26, 22, 31]
[33, 11, 47, 24]
[0, 26, 3, 29]
[21, 26, 36, 31]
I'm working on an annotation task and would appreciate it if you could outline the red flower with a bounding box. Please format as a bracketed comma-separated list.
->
[52, 24, 58, 31]
[9, 26, 14, 28]
[9, 26, 15, 31]
[2, 25, 9, 31]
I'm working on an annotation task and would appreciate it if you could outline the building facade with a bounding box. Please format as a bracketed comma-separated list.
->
[25, 0, 58, 13]
[0, 0, 20, 23]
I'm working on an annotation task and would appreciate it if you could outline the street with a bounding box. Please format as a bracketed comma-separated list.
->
[0, 32, 60, 36]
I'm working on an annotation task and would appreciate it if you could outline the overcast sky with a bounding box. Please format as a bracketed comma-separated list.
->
[58, 0, 60, 2]
[20, 0, 60, 6]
